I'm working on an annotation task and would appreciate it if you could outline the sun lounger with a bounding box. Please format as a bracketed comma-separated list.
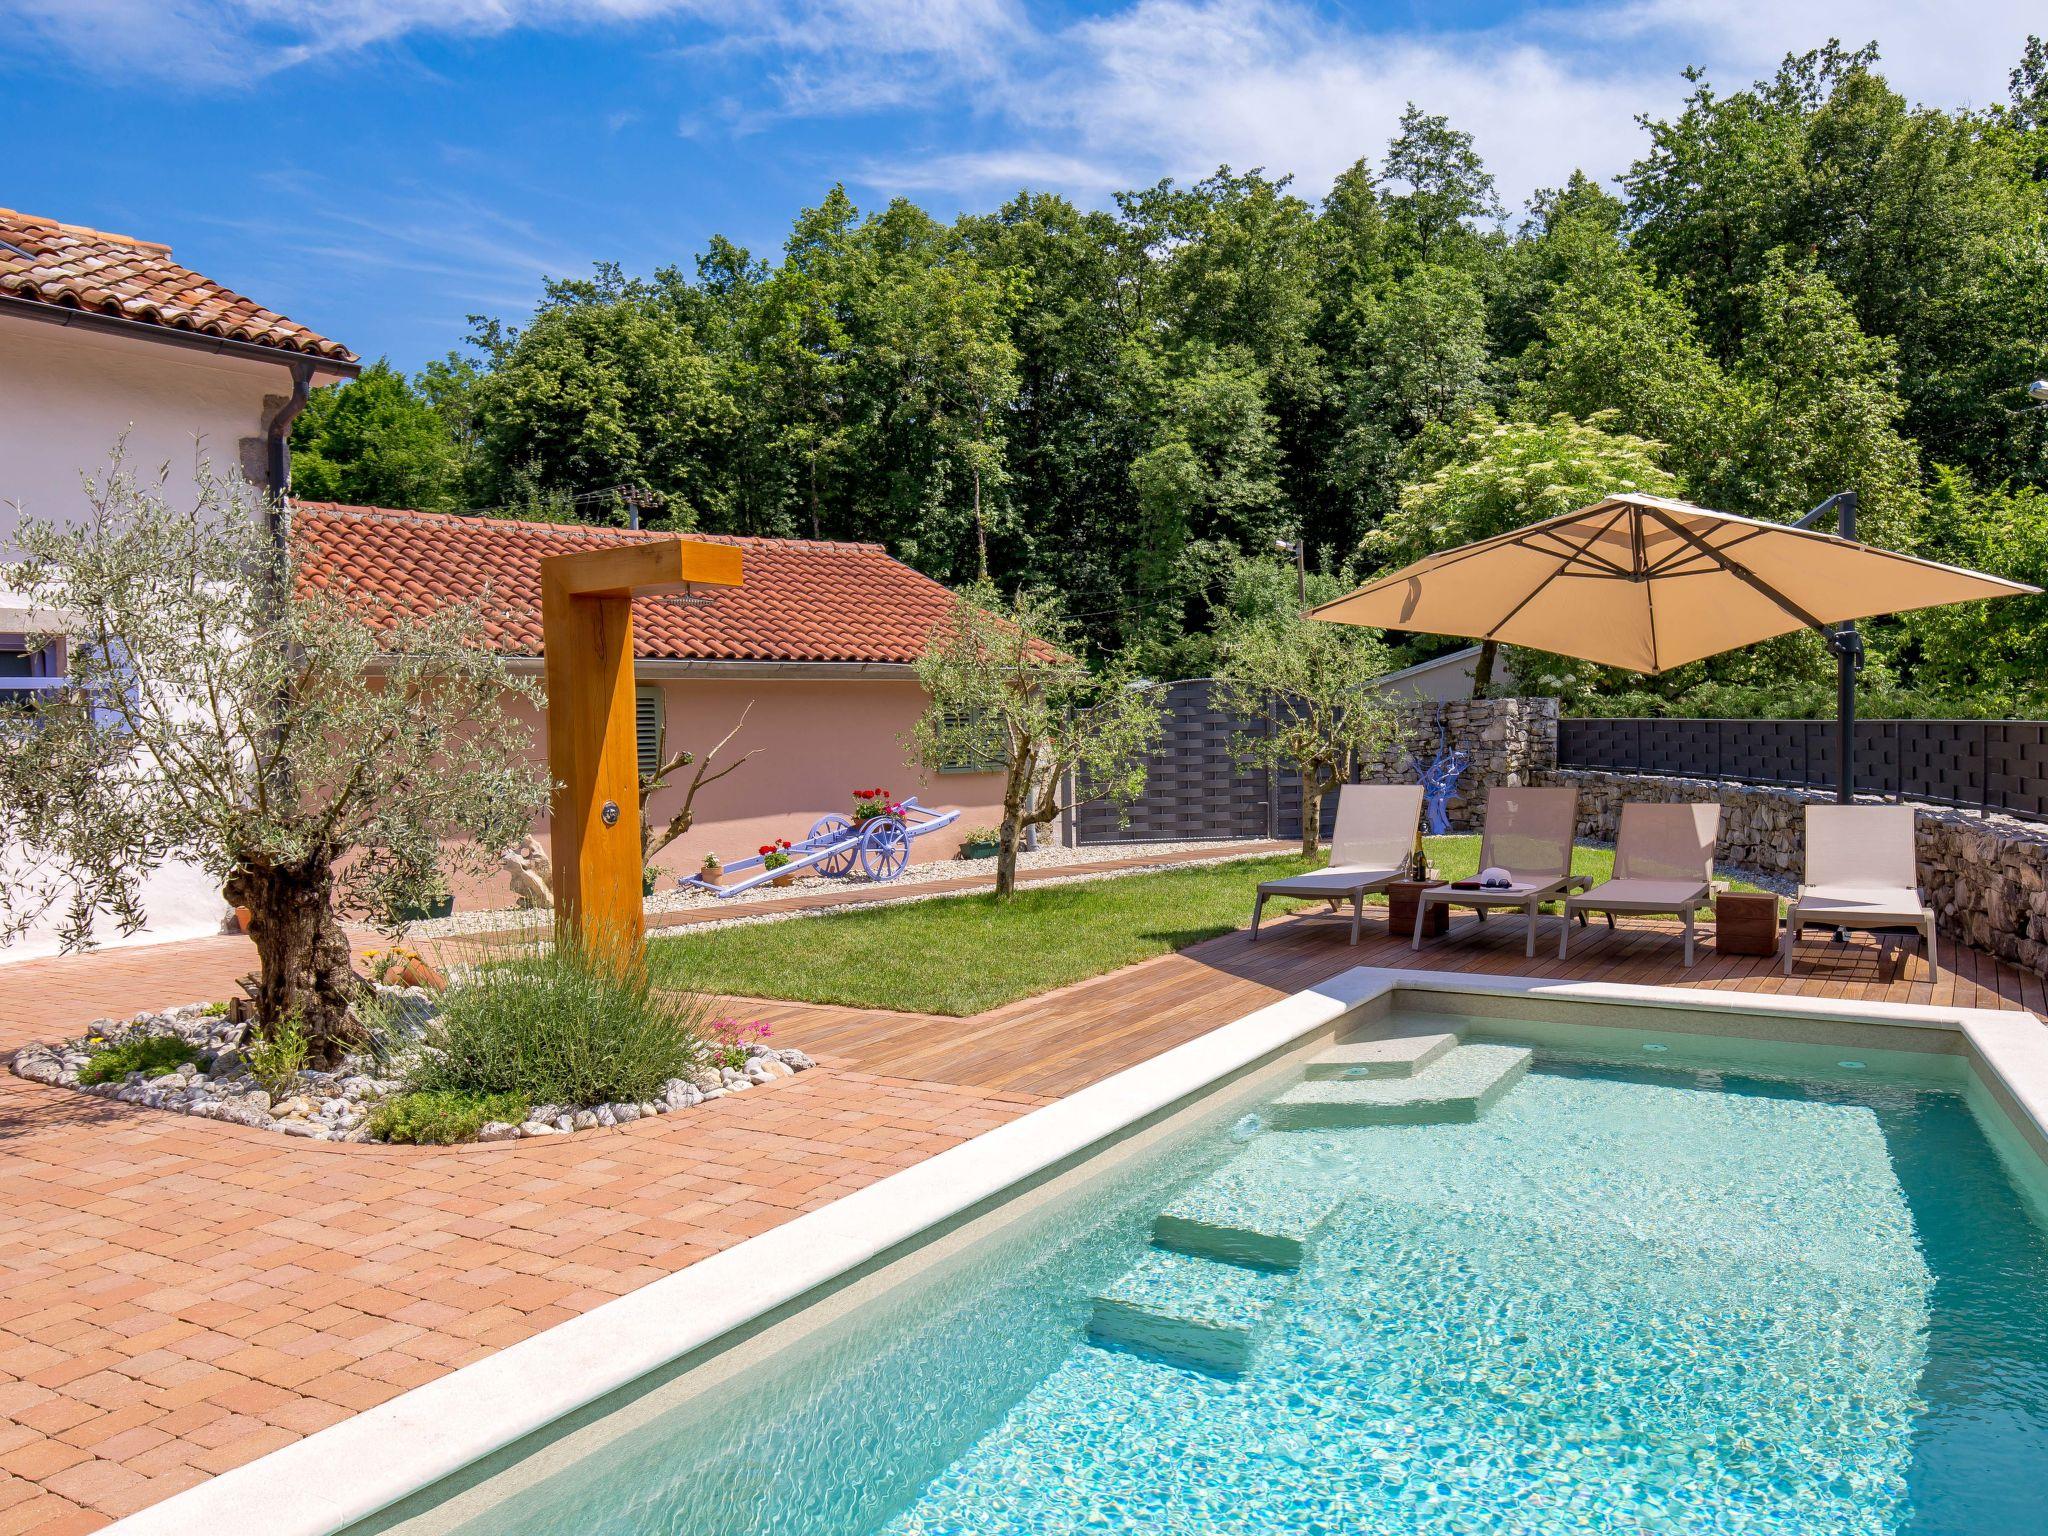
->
[1413, 786, 1590, 959]
[1250, 784, 1424, 944]
[1561, 802, 1720, 966]
[1783, 804, 1937, 980]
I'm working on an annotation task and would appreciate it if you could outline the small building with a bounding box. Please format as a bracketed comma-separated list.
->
[1369, 645, 1513, 703]
[294, 504, 1009, 911]
[1, 205, 358, 958]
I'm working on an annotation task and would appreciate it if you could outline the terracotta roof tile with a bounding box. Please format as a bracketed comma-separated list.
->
[292, 503, 969, 664]
[0, 206, 355, 362]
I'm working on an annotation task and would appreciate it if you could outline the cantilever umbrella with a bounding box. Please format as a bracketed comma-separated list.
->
[1311, 492, 2038, 797]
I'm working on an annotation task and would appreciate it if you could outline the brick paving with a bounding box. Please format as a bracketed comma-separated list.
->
[0, 937, 1046, 1534]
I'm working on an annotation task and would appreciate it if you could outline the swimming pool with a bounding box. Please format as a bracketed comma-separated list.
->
[118, 974, 2048, 1536]
[349, 993, 2048, 1536]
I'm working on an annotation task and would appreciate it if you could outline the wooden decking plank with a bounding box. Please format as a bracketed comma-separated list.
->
[742, 905, 2039, 1101]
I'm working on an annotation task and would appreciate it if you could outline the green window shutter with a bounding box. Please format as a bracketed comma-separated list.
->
[636, 687, 663, 781]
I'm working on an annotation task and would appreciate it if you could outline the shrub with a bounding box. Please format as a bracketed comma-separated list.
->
[245, 1009, 311, 1098]
[369, 1089, 529, 1145]
[78, 1035, 198, 1085]
[409, 931, 705, 1107]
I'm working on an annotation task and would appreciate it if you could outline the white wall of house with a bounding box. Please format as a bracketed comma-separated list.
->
[1, 315, 338, 963]
[0, 317, 295, 543]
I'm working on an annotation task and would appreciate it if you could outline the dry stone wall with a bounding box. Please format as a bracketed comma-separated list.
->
[1548, 767, 2048, 979]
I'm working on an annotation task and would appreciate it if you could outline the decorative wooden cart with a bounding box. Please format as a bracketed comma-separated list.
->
[679, 797, 962, 898]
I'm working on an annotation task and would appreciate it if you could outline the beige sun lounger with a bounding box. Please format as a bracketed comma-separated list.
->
[1783, 804, 1938, 980]
[1561, 802, 1720, 966]
[1250, 784, 1424, 944]
[1413, 786, 1592, 959]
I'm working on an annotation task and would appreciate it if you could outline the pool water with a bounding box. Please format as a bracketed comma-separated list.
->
[450, 1037, 2048, 1536]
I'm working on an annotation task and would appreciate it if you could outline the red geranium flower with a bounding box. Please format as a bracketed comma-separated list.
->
[758, 844, 775, 856]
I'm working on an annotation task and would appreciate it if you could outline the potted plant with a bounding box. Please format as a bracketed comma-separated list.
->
[761, 840, 795, 886]
[391, 877, 454, 924]
[958, 825, 1001, 860]
[851, 787, 894, 823]
[700, 852, 723, 888]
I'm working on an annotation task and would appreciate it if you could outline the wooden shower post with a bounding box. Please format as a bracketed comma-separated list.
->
[539, 539, 743, 964]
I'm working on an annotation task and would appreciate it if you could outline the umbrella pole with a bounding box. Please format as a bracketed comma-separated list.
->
[1828, 493, 1861, 949]
[1793, 490, 1863, 804]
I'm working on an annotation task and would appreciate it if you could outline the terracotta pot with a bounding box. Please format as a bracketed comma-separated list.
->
[232, 905, 255, 934]
[700, 867, 723, 888]
[771, 871, 795, 887]
[398, 956, 448, 992]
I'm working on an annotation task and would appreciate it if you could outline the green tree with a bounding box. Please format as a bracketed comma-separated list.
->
[1625, 42, 2048, 487]
[290, 360, 468, 510]
[1381, 104, 1505, 265]
[1325, 263, 1491, 532]
[909, 583, 1165, 898]
[468, 276, 735, 526]
[0, 458, 545, 1063]
[1213, 609, 1400, 856]
[1901, 469, 2048, 712]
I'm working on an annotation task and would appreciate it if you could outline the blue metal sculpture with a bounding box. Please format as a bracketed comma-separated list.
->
[1407, 710, 1469, 837]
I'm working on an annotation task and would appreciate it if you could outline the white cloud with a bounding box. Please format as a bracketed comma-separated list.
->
[7, 0, 2041, 212]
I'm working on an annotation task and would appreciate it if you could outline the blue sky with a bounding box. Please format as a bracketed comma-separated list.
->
[3, 1, 2038, 371]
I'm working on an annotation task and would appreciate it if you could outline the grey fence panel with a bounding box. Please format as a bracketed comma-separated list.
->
[1559, 717, 2048, 820]
[1073, 680, 1273, 845]
[1074, 679, 1391, 845]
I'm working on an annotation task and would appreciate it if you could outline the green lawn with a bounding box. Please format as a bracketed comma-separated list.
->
[651, 835, 1750, 1018]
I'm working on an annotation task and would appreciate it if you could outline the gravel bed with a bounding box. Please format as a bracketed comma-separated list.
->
[405, 838, 1276, 940]
[9, 989, 815, 1144]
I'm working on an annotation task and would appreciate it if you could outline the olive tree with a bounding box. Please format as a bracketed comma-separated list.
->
[1212, 610, 1403, 857]
[0, 459, 546, 1064]
[910, 582, 1165, 898]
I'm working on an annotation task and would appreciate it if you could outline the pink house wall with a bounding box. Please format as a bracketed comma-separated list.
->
[446, 674, 1008, 911]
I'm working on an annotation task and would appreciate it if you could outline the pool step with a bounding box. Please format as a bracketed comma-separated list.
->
[1269, 1043, 1531, 1130]
[1303, 1029, 1458, 1080]
[1153, 1137, 1346, 1269]
[1087, 1249, 1291, 1375]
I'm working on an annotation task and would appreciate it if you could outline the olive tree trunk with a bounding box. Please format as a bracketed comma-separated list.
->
[1298, 764, 1341, 857]
[996, 770, 1028, 900]
[223, 850, 366, 1068]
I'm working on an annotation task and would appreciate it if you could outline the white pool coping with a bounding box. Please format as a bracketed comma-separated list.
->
[109, 969, 2048, 1536]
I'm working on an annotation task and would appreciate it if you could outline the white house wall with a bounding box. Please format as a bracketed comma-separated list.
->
[1, 316, 331, 963]
[0, 317, 294, 542]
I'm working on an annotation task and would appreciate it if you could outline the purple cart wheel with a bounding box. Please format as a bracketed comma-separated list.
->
[858, 816, 910, 881]
[809, 814, 858, 877]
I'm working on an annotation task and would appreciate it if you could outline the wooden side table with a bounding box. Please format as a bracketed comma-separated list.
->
[1389, 879, 1448, 940]
[1715, 892, 1779, 956]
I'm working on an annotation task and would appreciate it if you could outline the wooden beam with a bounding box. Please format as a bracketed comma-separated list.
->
[539, 539, 742, 599]
[540, 539, 743, 964]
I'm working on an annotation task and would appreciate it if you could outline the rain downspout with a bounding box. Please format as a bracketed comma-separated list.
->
[263, 359, 316, 551]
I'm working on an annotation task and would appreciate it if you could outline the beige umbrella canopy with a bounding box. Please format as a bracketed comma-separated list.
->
[1312, 493, 2036, 675]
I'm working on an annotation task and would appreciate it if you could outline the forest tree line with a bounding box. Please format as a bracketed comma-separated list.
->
[293, 41, 2048, 717]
